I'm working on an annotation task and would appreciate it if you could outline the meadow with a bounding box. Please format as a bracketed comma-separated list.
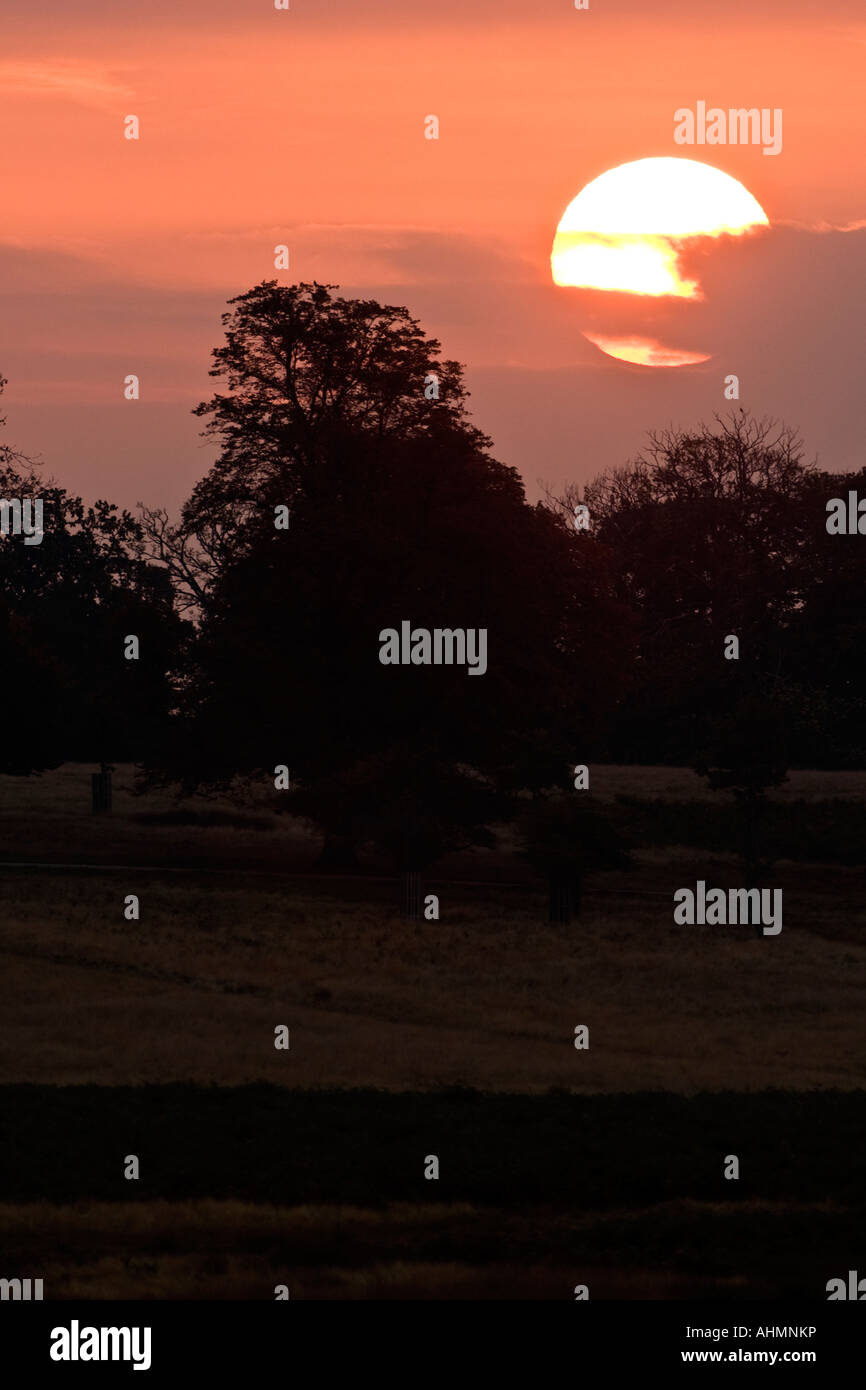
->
[1, 763, 863, 1298]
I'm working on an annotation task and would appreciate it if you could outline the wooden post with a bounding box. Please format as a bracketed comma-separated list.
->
[402, 870, 423, 921]
[548, 869, 581, 923]
[91, 763, 113, 814]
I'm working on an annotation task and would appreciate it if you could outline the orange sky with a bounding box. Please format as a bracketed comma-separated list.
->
[1, 0, 864, 507]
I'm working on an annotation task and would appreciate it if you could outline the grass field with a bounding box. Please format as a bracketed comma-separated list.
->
[5, 1196, 843, 1300]
[0, 763, 863, 1298]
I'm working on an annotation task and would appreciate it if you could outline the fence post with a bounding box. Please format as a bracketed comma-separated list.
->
[548, 868, 581, 923]
[91, 763, 113, 814]
[401, 870, 423, 921]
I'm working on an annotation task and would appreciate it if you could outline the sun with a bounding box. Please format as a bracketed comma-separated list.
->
[551, 156, 769, 365]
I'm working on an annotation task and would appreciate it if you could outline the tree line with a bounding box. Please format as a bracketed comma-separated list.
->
[1, 283, 864, 890]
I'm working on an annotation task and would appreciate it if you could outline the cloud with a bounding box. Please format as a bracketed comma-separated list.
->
[778, 218, 866, 234]
[0, 60, 133, 106]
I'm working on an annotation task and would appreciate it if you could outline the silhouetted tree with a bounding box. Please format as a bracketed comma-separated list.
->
[144, 286, 633, 875]
[290, 748, 499, 916]
[519, 795, 631, 923]
[0, 379, 189, 772]
[784, 464, 866, 766]
[142, 281, 492, 614]
[694, 685, 791, 888]
[553, 412, 823, 763]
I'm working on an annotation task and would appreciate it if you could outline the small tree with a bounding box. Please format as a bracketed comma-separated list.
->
[694, 690, 790, 887]
[289, 750, 499, 918]
[518, 795, 630, 923]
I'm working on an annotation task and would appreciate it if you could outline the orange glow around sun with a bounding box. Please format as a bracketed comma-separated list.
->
[552, 157, 769, 364]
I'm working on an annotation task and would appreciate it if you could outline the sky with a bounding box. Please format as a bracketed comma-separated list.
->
[1, 0, 865, 512]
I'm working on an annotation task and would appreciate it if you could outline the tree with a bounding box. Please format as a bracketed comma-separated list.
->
[781, 464, 866, 767]
[289, 748, 500, 916]
[144, 285, 634, 879]
[694, 684, 791, 891]
[0, 377, 189, 772]
[142, 281, 492, 615]
[518, 795, 631, 923]
[552, 412, 820, 764]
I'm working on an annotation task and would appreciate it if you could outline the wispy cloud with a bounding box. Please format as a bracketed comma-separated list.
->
[776, 217, 866, 233]
[0, 61, 132, 107]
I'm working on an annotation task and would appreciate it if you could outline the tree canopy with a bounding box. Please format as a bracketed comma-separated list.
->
[0, 378, 189, 772]
[142, 285, 635, 865]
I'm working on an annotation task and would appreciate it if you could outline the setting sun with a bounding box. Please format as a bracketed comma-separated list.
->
[552, 157, 769, 365]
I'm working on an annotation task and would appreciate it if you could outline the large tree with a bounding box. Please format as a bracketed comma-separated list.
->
[143, 281, 494, 614]
[553, 412, 822, 763]
[782, 464, 866, 766]
[144, 285, 633, 862]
